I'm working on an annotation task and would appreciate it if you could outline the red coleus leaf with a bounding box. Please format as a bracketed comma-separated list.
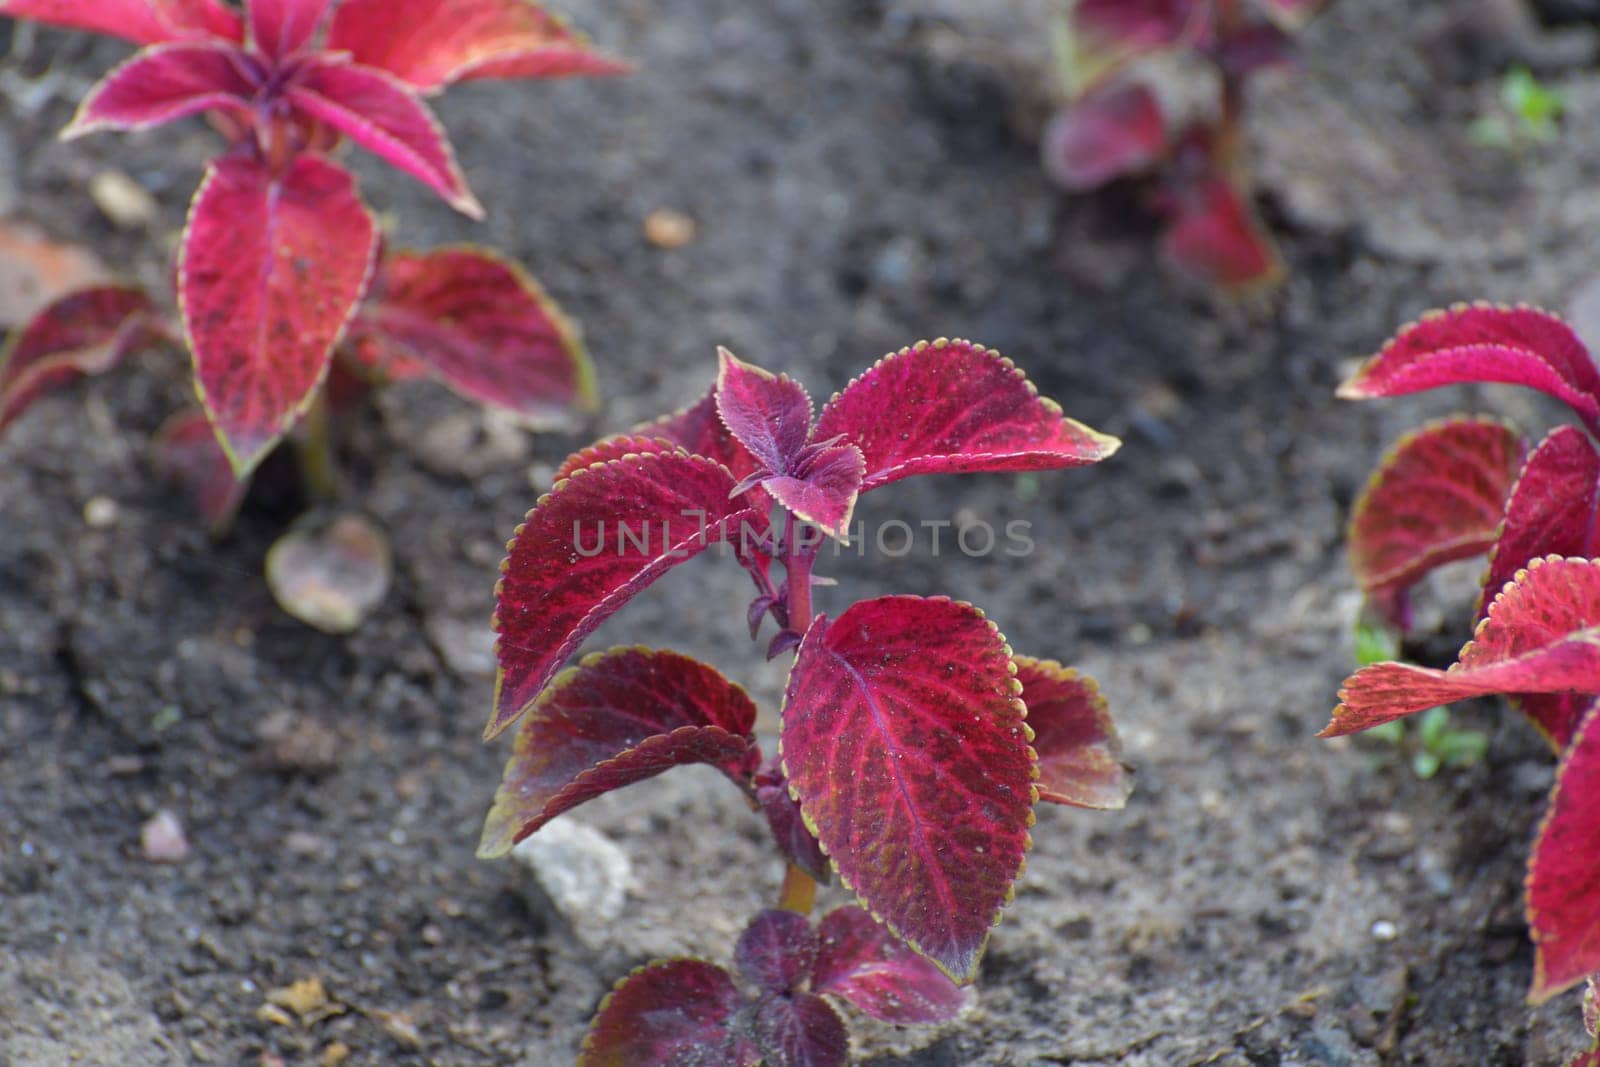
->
[813, 338, 1119, 492]
[489, 452, 767, 739]
[180, 152, 378, 476]
[550, 435, 681, 485]
[1347, 417, 1527, 627]
[349, 246, 596, 424]
[649, 387, 766, 483]
[716, 348, 813, 476]
[478, 647, 759, 857]
[1569, 1043, 1600, 1067]
[811, 906, 969, 1025]
[578, 959, 760, 1067]
[757, 773, 832, 886]
[1210, 22, 1296, 80]
[0, 285, 164, 434]
[152, 407, 248, 531]
[751, 992, 848, 1067]
[246, 0, 329, 60]
[1323, 557, 1600, 738]
[1483, 426, 1600, 619]
[62, 41, 255, 139]
[1529, 698, 1600, 1001]
[287, 60, 484, 218]
[0, 0, 242, 45]
[1160, 174, 1283, 292]
[1014, 656, 1131, 810]
[780, 595, 1036, 983]
[736, 909, 819, 995]
[1338, 305, 1600, 435]
[326, 0, 629, 94]
[1072, 0, 1204, 59]
[1042, 83, 1167, 191]
[764, 444, 865, 541]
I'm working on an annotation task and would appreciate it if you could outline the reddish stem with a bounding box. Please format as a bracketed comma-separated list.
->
[778, 861, 819, 916]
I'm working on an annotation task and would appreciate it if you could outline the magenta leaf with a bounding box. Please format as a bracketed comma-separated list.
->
[287, 60, 483, 218]
[1347, 417, 1527, 627]
[813, 338, 1119, 492]
[1072, 0, 1203, 59]
[1014, 656, 1131, 810]
[763, 443, 865, 540]
[479, 647, 759, 857]
[811, 906, 969, 1025]
[152, 407, 247, 530]
[1528, 700, 1600, 1001]
[0, 0, 242, 45]
[180, 152, 378, 476]
[62, 41, 255, 139]
[757, 775, 832, 885]
[751, 992, 848, 1067]
[579, 959, 760, 1067]
[1210, 22, 1296, 79]
[1042, 84, 1167, 191]
[0, 286, 163, 435]
[645, 387, 767, 484]
[1324, 557, 1600, 737]
[350, 245, 596, 424]
[1338, 305, 1600, 434]
[1569, 1043, 1600, 1067]
[1483, 426, 1600, 618]
[489, 452, 767, 739]
[246, 0, 329, 60]
[550, 436, 682, 485]
[716, 348, 813, 475]
[1161, 174, 1282, 291]
[780, 595, 1035, 982]
[735, 909, 819, 994]
[326, 0, 630, 93]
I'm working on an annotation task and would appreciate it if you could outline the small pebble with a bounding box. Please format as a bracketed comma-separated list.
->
[83, 495, 119, 528]
[644, 208, 697, 249]
[1370, 919, 1398, 942]
[89, 170, 158, 229]
[141, 810, 189, 863]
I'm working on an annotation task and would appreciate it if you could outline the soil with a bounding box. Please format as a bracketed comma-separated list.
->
[3, 0, 1600, 1064]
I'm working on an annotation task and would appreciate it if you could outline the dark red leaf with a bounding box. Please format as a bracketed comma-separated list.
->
[0, 0, 242, 45]
[489, 452, 767, 739]
[735, 910, 819, 995]
[811, 906, 969, 1025]
[478, 647, 758, 857]
[1347, 417, 1527, 626]
[643, 387, 766, 484]
[550, 436, 681, 485]
[1339, 304, 1600, 434]
[579, 959, 760, 1067]
[1161, 174, 1283, 291]
[247, 0, 328, 59]
[1568, 1042, 1600, 1067]
[288, 59, 483, 218]
[1042, 84, 1166, 191]
[780, 595, 1036, 982]
[751, 993, 848, 1067]
[813, 338, 1119, 492]
[764, 444, 864, 541]
[1324, 557, 1600, 737]
[1210, 22, 1296, 79]
[1014, 656, 1130, 810]
[152, 407, 247, 530]
[351, 245, 596, 423]
[1528, 700, 1600, 1001]
[715, 348, 813, 476]
[63, 41, 256, 139]
[326, 0, 630, 93]
[1483, 426, 1600, 619]
[0, 285, 163, 434]
[1072, 0, 1203, 57]
[180, 152, 378, 475]
[758, 777, 832, 885]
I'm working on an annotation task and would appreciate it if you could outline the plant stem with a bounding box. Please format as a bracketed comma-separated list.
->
[782, 511, 816, 632]
[1213, 0, 1247, 182]
[292, 393, 340, 503]
[778, 862, 819, 916]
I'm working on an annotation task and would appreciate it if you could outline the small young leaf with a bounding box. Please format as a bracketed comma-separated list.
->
[716, 348, 813, 476]
[1014, 656, 1131, 810]
[811, 906, 969, 1025]
[1324, 557, 1600, 738]
[62, 41, 256, 139]
[489, 453, 767, 740]
[1160, 174, 1283, 292]
[735, 910, 819, 995]
[152, 407, 247, 531]
[0, 286, 162, 434]
[763, 443, 865, 541]
[1338, 304, 1600, 434]
[326, 0, 629, 93]
[1041, 83, 1166, 191]
[266, 511, 392, 633]
[757, 775, 832, 885]
[181, 152, 378, 476]
[1347, 417, 1527, 625]
[287, 60, 484, 218]
[350, 246, 596, 424]
[246, 0, 329, 60]
[478, 647, 758, 857]
[751, 992, 848, 1067]
[1071, 0, 1201, 60]
[1355, 619, 1400, 667]
[813, 338, 1119, 492]
[0, 0, 242, 45]
[780, 595, 1036, 983]
[1528, 700, 1600, 1002]
[579, 959, 760, 1067]
[1210, 22, 1296, 80]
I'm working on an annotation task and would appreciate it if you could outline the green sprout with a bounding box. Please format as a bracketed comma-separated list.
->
[1470, 66, 1565, 148]
[1351, 620, 1488, 778]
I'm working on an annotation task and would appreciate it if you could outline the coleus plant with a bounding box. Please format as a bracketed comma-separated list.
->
[0, 0, 624, 476]
[1044, 0, 1332, 291]
[477, 339, 1133, 1064]
[1330, 304, 1600, 1056]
